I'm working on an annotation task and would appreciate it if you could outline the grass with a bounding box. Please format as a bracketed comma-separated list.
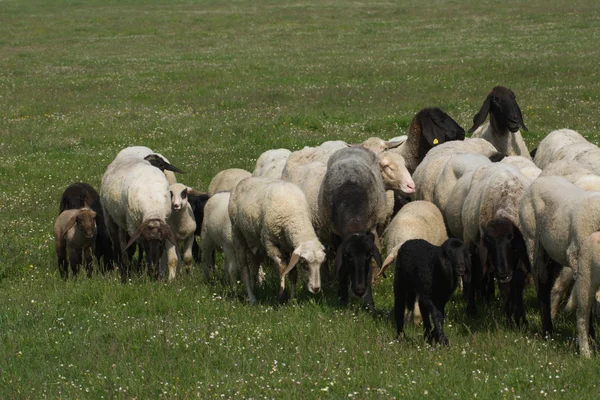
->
[1, 0, 600, 398]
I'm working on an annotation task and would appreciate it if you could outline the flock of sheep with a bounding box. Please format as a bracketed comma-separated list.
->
[53, 86, 600, 357]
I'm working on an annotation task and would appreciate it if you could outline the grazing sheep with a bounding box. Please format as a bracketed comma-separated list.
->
[166, 183, 206, 274]
[59, 182, 113, 270]
[318, 147, 387, 308]
[461, 163, 531, 321]
[469, 86, 530, 158]
[518, 176, 600, 357]
[394, 238, 470, 345]
[229, 177, 326, 303]
[54, 208, 97, 279]
[252, 148, 291, 179]
[208, 168, 251, 195]
[201, 191, 237, 283]
[100, 151, 178, 282]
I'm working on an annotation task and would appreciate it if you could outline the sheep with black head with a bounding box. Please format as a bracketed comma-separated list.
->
[394, 238, 470, 345]
[469, 86, 530, 158]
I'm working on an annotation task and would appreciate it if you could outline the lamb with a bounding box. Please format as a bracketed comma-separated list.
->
[318, 147, 386, 308]
[59, 182, 113, 271]
[460, 163, 531, 322]
[518, 176, 600, 357]
[100, 151, 178, 282]
[252, 148, 292, 179]
[469, 86, 530, 158]
[229, 177, 326, 303]
[208, 168, 251, 195]
[201, 191, 237, 283]
[166, 183, 206, 274]
[394, 238, 470, 345]
[54, 208, 97, 279]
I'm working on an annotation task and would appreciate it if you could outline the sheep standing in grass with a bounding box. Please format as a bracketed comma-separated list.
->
[469, 86, 530, 158]
[54, 208, 97, 279]
[100, 151, 178, 282]
[518, 176, 600, 358]
[166, 183, 206, 275]
[318, 147, 387, 308]
[201, 191, 237, 283]
[252, 149, 292, 179]
[394, 238, 470, 345]
[229, 177, 326, 303]
[59, 182, 113, 271]
[208, 168, 251, 195]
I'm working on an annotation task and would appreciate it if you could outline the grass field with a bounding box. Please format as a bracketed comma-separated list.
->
[2, 0, 600, 398]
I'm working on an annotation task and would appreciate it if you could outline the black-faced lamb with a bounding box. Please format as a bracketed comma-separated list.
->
[100, 149, 178, 282]
[54, 208, 97, 279]
[318, 147, 386, 308]
[394, 238, 470, 345]
[469, 86, 530, 158]
[229, 177, 326, 303]
[59, 182, 113, 270]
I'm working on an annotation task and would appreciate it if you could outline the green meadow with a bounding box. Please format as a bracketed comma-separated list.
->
[1, 0, 600, 398]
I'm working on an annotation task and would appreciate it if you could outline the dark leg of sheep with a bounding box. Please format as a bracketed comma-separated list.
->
[118, 228, 131, 283]
[69, 247, 82, 278]
[363, 282, 375, 311]
[498, 281, 512, 324]
[56, 242, 69, 280]
[466, 243, 482, 316]
[535, 253, 557, 337]
[419, 298, 433, 344]
[421, 297, 448, 346]
[84, 246, 94, 278]
[513, 268, 528, 327]
[289, 267, 298, 300]
[338, 267, 349, 306]
[192, 236, 201, 263]
[394, 285, 407, 337]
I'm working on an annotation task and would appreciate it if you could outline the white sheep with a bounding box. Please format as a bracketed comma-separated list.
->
[112, 145, 182, 184]
[166, 183, 206, 275]
[229, 177, 326, 303]
[540, 160, 600, 192]
[469, 86, 530, 158]
[501, 156, 541, 182]
[518, 176, 600, 357]
[252, 148, 292, 179]
[281, 140, 348, 178]
[54, 208, 97, 279]
[201, 191, 237, 283]
[208, 168, 251, 195]
[100, 151, 178, 282]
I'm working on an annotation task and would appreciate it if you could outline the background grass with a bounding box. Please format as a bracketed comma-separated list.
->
[1, 0, 600, 398]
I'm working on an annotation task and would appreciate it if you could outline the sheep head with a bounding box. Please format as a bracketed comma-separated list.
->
[440, 238, 471, 287]
[478, 218, 530, 284]
[336, 232, 382, 298]
[378, 151, 415, 195]
[64, 209, 97, 240]
[144, 154, 185, 174]
[285, 240, 326, 294]
[169, 183, 207, 212]
[125, 219, 177, 272]
[469, 86, 528, 134]
[412, 107, 465, 156]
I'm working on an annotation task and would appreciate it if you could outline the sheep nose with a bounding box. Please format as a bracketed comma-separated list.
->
[311, 286, 321, 294]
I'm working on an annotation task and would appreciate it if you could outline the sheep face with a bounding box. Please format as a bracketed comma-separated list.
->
[169, 183, 207, 212]
[293, 240, 326, 294]
[441, 238, 471, 283]
[479, 219, 529, 284]
[469, 86, 528, 134]
[415, 107, 465, 157]
[378, 152, 415, 195]
[126, 219, 177, 273]
[336, 232, 382, 298]
[64, 210, 97, 240]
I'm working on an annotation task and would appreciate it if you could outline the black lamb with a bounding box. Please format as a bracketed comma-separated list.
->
[394, 238, 470, 345]
[189, 192, 211, 262]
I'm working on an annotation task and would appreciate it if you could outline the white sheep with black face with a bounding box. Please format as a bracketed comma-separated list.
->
[229, 177, 326, 304]
[100, 148, 179, 282]
[469, 86, 530, 158]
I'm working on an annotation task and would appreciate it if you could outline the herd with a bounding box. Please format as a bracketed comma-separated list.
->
[52, 85, 600, 358]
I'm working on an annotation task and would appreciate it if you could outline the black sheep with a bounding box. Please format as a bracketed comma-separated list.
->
[59, 182, 114, 271]
[394, 238, 470, 345]
[188, 193, 211, 262]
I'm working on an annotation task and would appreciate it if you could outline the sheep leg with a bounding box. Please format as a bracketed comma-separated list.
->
[430, 302, 448, 346]
[513, 267, 528, 327]
[534, 251, 556, 338]
[233, 228, 257, 303]
[56, 241, 68, 280]
[165, 241, 178, 281]
[84, 245, 94, 278]
[200, 233, 216, 281]
[498, 281, 512, 324]
[418, 298, 433, 344]
[192, 236, 201, 263]
[117, 227, 131, 283]
[338, 267, 349, 306]
[574, 234, 600, 358]
[182, 236, 194, 274]
[394, 286, 407, 337]
[68, 247, 82, 278]
[224, 245, 238, 284]
[363, 267, 375, 310]
[263, 238, 289, 303]
[466, 243, 482, 316]
[289, 267, 298, 300]
[550, 266, 573, 320]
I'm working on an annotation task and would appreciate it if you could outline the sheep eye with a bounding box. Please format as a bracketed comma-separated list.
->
[181, 191, 187, 199]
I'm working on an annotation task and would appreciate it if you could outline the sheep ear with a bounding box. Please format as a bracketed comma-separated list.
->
[144, 154, 185, 174]
[377, 250, 397, 278]
[469, 95, 491, 133]
[125, 228, 142, 250]
[511, 227, 531, 273]
[284, 250, 302, 276]
[63, 215, 78, 236]
[517, 105, 528, 131]
[187, 188, 208, 197]
[384, 141, 403, 150]
[366, 232, 383, 267]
